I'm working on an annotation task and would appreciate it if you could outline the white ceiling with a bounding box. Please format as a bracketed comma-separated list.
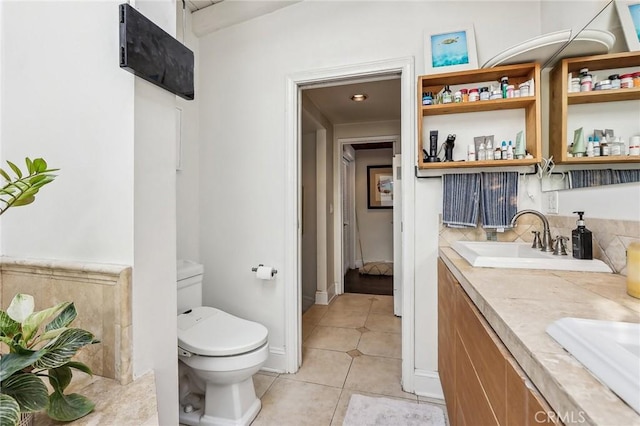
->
[304, 78, 401, 127]
[184, 0, 223, 12]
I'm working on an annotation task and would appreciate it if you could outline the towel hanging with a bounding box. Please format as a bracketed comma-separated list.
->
[480, 172, 519, 229]
[442, 173, 480, 228]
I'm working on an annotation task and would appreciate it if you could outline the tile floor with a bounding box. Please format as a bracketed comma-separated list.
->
[250, 293, 447, 425]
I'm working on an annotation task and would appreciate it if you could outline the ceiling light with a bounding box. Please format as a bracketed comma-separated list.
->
[350, 94, 368, 102]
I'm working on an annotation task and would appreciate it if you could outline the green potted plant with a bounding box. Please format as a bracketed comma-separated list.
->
[0, 158, 99, 425]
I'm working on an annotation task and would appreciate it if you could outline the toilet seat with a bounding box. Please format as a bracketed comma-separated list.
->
[178, 306, 268, 357]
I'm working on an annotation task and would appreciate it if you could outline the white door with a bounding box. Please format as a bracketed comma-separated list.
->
[393, 154, 402, 316]
[342, 158, 350, 277]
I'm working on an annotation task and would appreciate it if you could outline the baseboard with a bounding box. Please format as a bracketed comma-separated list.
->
[315, 290, 329, 305]
[327, 282, 336, 302]
[263, 346, 287, 373]
[413, 369, 444, 401]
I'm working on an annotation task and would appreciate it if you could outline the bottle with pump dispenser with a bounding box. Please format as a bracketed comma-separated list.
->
[571, 211, 593, 260]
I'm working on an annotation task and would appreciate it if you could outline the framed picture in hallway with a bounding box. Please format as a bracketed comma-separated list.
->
[367, 165, 393, 209]
[424, 24, 478, 74]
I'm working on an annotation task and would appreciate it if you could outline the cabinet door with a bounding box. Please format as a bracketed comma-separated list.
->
[527, 383, 561, 426]
[438, 259, 456, 423]
[506, 358, 527, 426]
[455, 334, 499, 426]
[456, 286, 506, 425]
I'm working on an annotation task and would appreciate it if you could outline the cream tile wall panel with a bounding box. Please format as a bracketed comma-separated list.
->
[0, 257, 132, 384]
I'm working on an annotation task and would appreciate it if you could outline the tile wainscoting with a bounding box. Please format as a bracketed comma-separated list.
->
[0, 257, 132, 384]
[438, 215, 640, 275]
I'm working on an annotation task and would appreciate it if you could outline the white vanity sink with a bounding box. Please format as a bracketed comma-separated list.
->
[451, 241, 612, 273]
[547, 318, 640, 414]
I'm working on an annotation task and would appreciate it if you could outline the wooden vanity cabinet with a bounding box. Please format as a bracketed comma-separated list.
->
[437, 259, 558, 426]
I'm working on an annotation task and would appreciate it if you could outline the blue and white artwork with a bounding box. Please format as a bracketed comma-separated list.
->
[430, 30, 469, 68]
[629, 3, 640, 42]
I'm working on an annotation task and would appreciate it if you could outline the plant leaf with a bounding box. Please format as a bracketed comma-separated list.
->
[0, 310, 20, 337]
[32, 158, 47, 173]
[0, 372, 49, 412]
[25, 157, 34, 174]
[34, 329, 96, 370]
[49, 365, 72, 393]
[65, 361, 93, 376]
[45, 303, 77, 332]
[22, 302, 69, 343]
[38, 327, 67, 342]
[0, 394, 20, 426]
[6, 294, 34, 323]
[47, 392, 95, 422]
[0, 168, 11, 182]
[0, 351, 44, 381]
[6, 161, 22, 179]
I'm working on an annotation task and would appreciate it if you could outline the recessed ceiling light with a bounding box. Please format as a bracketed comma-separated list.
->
[350, 94, 368, 102]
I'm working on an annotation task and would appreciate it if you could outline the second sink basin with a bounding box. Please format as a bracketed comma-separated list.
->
[451, 241, 612, 273]
[547, 318, 640, 414]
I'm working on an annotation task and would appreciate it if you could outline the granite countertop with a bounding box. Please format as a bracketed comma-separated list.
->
[439, 247, 640, 426]
[34, 371, 158, 425]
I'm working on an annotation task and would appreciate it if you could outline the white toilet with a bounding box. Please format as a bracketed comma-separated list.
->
[177, 260, 269, 426]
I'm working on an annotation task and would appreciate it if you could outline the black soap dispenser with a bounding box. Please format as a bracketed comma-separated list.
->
[571, 211, 593, 260]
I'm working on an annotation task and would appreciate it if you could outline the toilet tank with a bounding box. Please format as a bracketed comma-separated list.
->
[177, 259, 204, 314]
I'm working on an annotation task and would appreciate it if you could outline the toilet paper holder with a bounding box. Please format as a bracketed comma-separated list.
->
[251, 264, 278, 275]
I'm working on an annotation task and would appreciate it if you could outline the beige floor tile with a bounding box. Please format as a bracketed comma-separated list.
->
[319, 309, 368, 328]
[344, 355, 414, 399]
[330, 388, 418, 425]
[329, 294, 373, 313]
[365, 312, 401, 333]
[253, 378, 341, 426]
[281, 348, 353, 388]
[357, 331, 401, 359]
[304, 326, 362, 352]
[253, 373, 277, 399]
[303, 304, 329, 325]
[370, 295, 395, 315]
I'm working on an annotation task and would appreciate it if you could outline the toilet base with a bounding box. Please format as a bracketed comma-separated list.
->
[178, 377, 262, 426]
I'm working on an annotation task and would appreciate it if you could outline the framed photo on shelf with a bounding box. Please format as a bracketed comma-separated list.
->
[424, 24, 478, 74]
[616, 0, 640, 51]
[367, 165, 393, 209]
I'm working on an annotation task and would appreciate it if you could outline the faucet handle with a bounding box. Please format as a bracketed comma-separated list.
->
[553, 236, 569, 256]
[531, 231, 542, 249]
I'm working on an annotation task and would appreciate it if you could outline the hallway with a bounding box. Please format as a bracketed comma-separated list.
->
[251, 293, 445, 425]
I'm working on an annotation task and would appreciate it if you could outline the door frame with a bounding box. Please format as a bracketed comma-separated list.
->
[284, 57, 416, 392]
[335, 135, 400, 296]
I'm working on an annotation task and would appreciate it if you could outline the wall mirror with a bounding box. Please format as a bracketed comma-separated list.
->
[534, 0, 640, 192]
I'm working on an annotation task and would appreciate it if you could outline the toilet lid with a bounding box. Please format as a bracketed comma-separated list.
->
[177, 306, 268, 356]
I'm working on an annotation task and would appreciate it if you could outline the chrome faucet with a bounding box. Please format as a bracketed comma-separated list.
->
[510, 209, 554, 252]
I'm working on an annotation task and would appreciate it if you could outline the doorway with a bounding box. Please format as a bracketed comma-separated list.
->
[339, 139, 397, 300]
[284, 58, 416, 394]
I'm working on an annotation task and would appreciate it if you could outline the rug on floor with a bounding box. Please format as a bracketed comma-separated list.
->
[343, 394, 446, 426]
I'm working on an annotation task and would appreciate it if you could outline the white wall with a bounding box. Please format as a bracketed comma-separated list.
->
[354, 149, 394, 264]
[1, 2, 179, 423]
[301, 131, 317, 311]
[196, 0, 542, 374]
[1, 1, 134, 264]
[556, 182, 640, 220]
[176, 1, 201, 262]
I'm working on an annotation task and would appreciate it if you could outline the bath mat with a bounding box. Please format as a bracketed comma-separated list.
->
[359, 262, 393, 276]
[343, 394, 446, 426]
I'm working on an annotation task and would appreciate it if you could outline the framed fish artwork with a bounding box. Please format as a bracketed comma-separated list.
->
[424, 24, 478, 74]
